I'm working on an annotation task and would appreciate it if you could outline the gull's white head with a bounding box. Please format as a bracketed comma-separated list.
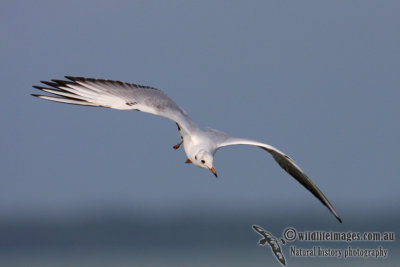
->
[193, 149, 217, 177]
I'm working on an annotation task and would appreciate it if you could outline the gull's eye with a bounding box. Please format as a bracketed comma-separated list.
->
[201, 160, 205, 164]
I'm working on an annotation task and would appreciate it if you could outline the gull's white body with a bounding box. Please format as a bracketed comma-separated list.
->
[32, 76, 342, 223]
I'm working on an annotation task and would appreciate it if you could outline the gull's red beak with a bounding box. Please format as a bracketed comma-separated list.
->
[209, 167, 218, 178]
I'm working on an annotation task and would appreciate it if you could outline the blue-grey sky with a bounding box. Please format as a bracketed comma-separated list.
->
[1, 0, 399, 223]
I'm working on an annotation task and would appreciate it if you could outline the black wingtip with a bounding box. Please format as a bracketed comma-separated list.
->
[328, 205, 342, 223]
[65, 76, 86, 82]
[65, 76, 76, 81]
[51, 79, 69, 85]
[41, 81, 58, 87]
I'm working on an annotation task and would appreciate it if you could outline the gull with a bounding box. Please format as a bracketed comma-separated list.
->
[32, 76, 342, 223]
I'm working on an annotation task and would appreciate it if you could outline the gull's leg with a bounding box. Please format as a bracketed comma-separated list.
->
[173, 123, 183, 150]
[173, 139, 183, 150]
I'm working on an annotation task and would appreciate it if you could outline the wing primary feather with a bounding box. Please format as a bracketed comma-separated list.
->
[40, 81, 59, 88]
[32, 94, 98, 107]
[217, 137, 342, 223]
[259, 146, 342, 223]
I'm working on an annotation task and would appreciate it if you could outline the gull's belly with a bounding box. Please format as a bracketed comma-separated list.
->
[182, 136, 197, 160]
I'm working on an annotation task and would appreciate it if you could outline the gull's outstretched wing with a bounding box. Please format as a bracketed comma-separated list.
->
[216, 135, 342, 223]
[32, 76, 199, 134]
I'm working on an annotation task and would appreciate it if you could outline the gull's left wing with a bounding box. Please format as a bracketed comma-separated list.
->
[215, 135, 342, 223]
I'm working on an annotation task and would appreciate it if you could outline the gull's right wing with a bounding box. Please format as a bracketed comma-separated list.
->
[32, 76, 199, 135]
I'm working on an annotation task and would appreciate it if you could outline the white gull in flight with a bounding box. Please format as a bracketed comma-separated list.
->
[32, 76, 342, 223]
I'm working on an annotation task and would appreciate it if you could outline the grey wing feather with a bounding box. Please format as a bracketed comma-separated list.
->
[216, 136, 342, 223]
[32, 76, 198, 134]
